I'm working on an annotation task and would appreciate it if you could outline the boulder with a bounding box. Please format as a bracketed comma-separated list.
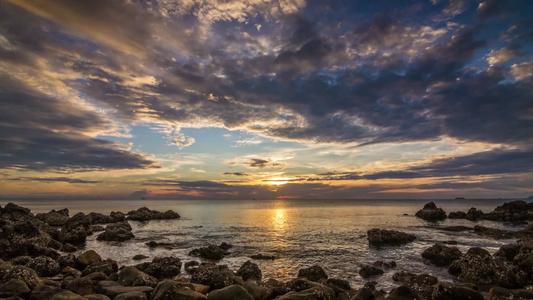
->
[11, 256, 31, 266]
[96, 281, 152, 299]
[432, 282, 484, 300]
[29, 285, 63, 299]
[0, 279, 30, 297]
[276, 284, 335, 300]
[135, 256, 182, 279]
[118, 267, 157, 287]
[191, 263, 235, 290]
[185, 261, 200, 274]
[132, 255, 148, 261]
[51, 290, 87, 300]
[126, 207, 180, 221]
[448, 211, 467, 219]
[473, 225, 518, 239]
[188, 245, 226, 260]
[236, 261, 262, 281]
[484, 200, 533, 221]
[415, 202, 447, 221]
[489, 286, 533, 300]
[387, 285, 419, 300]
[372, 261, 396, 268]
[297, 265, 328, 282]
[26, 255, 61, 277]
[250, 254, 275, 260]
[207, 285, 254, 300]
[242, 279, 272, 300]
[36, 209, 69, 226]
[60, 213, 92, 244]
[82, 260, 118, 276]
[358, 265, 383, 278]
[448, 247, 502, 286]
[58, 254, 77, 270]
[78, 250, 102, 267]
[465, 207, 484, 221]
[65, 277, 95, 295]
[392, 272, 438, 299]
[367, 228, 416, 246]
[2, 265, 43, 289]
[84, 295, 111, 300]
[422, 243, 462, 267]
[150, 280, 206, 300]
[96, 222, 134, 242]
[114, 291, 147, 300]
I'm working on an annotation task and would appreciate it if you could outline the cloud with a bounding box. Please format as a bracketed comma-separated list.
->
[486, 47, 522, 65]
[223, 172, 250, 176]
[443, 0, 469, 16]
[8, 177, 102, 184]
[510, 61, 533, 81]
[130, 189, 150, 198]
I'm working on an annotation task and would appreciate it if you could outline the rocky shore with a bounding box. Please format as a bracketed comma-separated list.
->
[0, 201, 532, 300]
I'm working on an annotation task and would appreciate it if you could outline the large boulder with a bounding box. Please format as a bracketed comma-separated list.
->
[0, 218, 57, 259]
[114, 291, 148, 300]
[96, 281, 152, 299]
[415, 202, 447, 221]
[36, 209, 69, 226]
[189, 245, 227, 260]
[276, 284, 335, 300]
[26, 255, 61, 277]
[135, 256, 182, 279]
[358, 265, 383, 278]
[0, 279, 31, 298]
[78, 250, 103, 267]
[465, 207, 484, 221]
[367, 228, 416, 246]
[207, 285, 254, 300]
[60, 213, 92, 244]
[489, 286, 533, 300]
[127, 207, 180, 221]
[392, 271, 439, 299]
[82, 260, 118, 276]
[150, 280, 206, 300]
[422, 243, 462, 267]
[51, 290, 87, 300]
[484, 200, 533, 221]
[65, 277, 95, 295]
[96, 222, 134, 242]
[432, 282, 484, 300]
[236, 261, 262, 281]
[2, 265, 44, 289]
[191, 263, 236, 290]
[448, 247, 502, 287]
[297, 265, 328, 282]
[118, 267, 158, 287]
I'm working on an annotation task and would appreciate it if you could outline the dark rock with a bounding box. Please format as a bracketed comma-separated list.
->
[113, 291, 147, 300]
[36, 210, 69, 226]
[448, 211, 467, 219]
[78, 250, 102, 267]
[1, 203, 32, 219]
[242, 279, 272, 300]
[26, 255, 61, 277]
[189, 245, 226, 260]
[191, 263, 235, 290]
[388, 285, 419, 300]
[358, 265, 383, 278]
[372, 261, 396, 268]
[118, 267, 157, 287]
[483, 200, 533, 222]
[440, 226, 472, 232]
[84, 295, 111, 300]
[132, 255, 148, 261]
[87, 213, 115, 225]
[151, 280, 206, 300]
[297, 265, 328, 282]
[465, 207, 484, 221]
[432, 282, 484, 300]
[11, 256, 31, 266]
[145, 241, 158, 248]
[91, 225, 105, 232]
[525, 221, 533, 232]
[135, 256, 181, 279]
[207, 285, 254, 300]
[422, 243, 462, 267]
[263, 278, 289, 297]
[392, 272, 438, 299]
[367, 228, 416, 246]
[489, 286, 533, 300]
[2, 265, 44, 289]
[415, 202, 447, 221]
[65, 277, 95, 295]
[351, 287, 374, 300]
[218, 242, 232, 251]
[29, 285, 62, 300]
[51, 290, 87, 300]
[95, 281, 152, 299]
[110, 212, 126, 222]
[448, 247, 502, 287]
[324, 278, 351, 296]
[62, 266, 82, 278]
[61, 243, 78, 253]
[495, 242, 521, 262]
[236, 261, 262, 281]
[0, 279, 30, 297]
[126, 207, 180, 221]
[96, 222, 134, 242]
[82, 260, 118, 276]
[0, 219, 57, 259]
[60, 213, 92, 244]
[47, 238, 62, 250]
[250, 254, 276, 260]
[473, 225, 518, 239]
[57, 254, 77, 270]
[276, 284, 335, 300]
[185, 261, 200, 274]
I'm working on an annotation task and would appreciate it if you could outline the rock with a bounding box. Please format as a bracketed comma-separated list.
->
[298, 265, 328, 282]
[352, 287, 375, 300]
[1, 203, 32, 219]
[358, 265, 383, 278]
[78, 250, 103, 267]
[145, 241, 158, 248]
[126, 207, 180, 221]
[448, 247, 502, 286]
[191, 263, 235, 290]
[242, 279, 272, 300]
[0, 260, 13, 280]
[207, 285, 255, 300]
[0, 219, 58, 259]
[96, 222, 134, 242]
[188, 245, 226, 260]
[372, 261, 396, 268]
[61, 213, 92, 244]
[236, 261, 262, 281]
[95, 281, 152, 299]
[150, 280, 206, 300]
[135, 256, 182, 279]
[61, 243, 78, 253]
[58, 254, 77, 270]
[65, 277, 95, 295]
[387, 285, 419, 300]
[185, 261, 200, 274]
[84, 294, 111, 300]
[11, 256, 31, 266]
[422, 243, 462, 266]
[473, 225, 518, 239]
[440, 226, 472, 232]
[489, 286, 533, 300]
[36, 209, 69, 226]
[525, 221, 533, 232]
[484, 200, 533, 222]
[88, 213, 115, 225]
[2, 265, 43, 289]
[0, 279, 30, 297]
[367, 228, 416, 246]
[415, 202, 447, 221]
[323, 278, 351, 296]
[51, 290, 87, 300]
[250, 254, 275, 260]
[26, 255, 61, 277]
[263, 278, 289, 298]
[132, 255, 148, 261]
[82, 260, 118, 276]
[118, 267, 157, 287]
[448, 211, 467, 219]
[29, 285, 63, 299]
[494, 242, 521, 262]
[113, 291, 147, 300]
[276, 284, 335, 300]
[110, 212, 126, 222]
[392, 272, 438, 299]
[218, 242, 232, 251]
[62, 266, 82, 278]
[465, 207, 484, 221]
[432, 282, 484, 300]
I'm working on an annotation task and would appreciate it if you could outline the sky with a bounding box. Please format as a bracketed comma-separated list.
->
[0, 0, 532, 200]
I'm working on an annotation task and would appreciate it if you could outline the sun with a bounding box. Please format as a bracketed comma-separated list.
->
[266, 177, 293, 185]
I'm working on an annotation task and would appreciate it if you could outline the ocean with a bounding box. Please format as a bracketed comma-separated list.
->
[1, 198, 523, 290]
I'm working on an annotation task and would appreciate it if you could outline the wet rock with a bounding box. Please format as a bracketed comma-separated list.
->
[440, 225, 472, 232]
[525, 221, 533, 232]
[0, 260, 13, 280]
[88, 213, 115, 225]
[82, 260, 118, 276]
[60, 213, 92, 244]
[323, 278, 351, 296]
[0, 279, 30, 297]
[448, 247, 502, 287]
[218, 242, 232, 251]
[26, 255, 61, 277]
[135, 256, 182, 279]
[432, 282, 484, 300]
[422, 243, 462, 267]
[189, 244, 227, 260]
[84, 295, 111, 300]
[264, 278, 289, 297]
[36, 209, 69, 226]
[250, 254, 275, 260]
[114, 291, 147, 300]
[58, 254, 77, 270]
[448, 211, 467, 219]
[91, 225, 105, 232]
[367, 228, 416, 246]
[61, 243, 78, 253]
[465, 207, 484, 221]
[65, 277, 95, 295]
[372, 261, 396, 268]
[484, 200, 533, 222]
[95, 281, 152, 299]
[126, 207, 180, 221]
[473, 225, 519, 239]
[78, 250, 102, 267]
[392, 272, 438, 299]
[236, 261, 262, 281]
[62, 266, 82, 278]
[150, 280, 205, 300]
[51, 290, 87, 300]
[494, 242, 521, 262]
[351, 287, 375, 300]
[489, 286, 533, 300]
[96, 222, 134, 242]
[185, 261, 200, 274]
[297, 265, 328, 282]
[118, 267, 157, 287]
[415, 202, 447, 221]
[145, 241, 158, 248]
[29, 285, 63, 300]
[2, 265, 43, 289]
[1, 203, 32, 220]
[191, 263, 235, 290]
[11, 256, 31, 266]
[276, 284, 335, 300]
[207, 284, 254, 300]
[0, 219, 57, 259]
[388, 285, 419, 300]
[242, 279, 272, 300]
[358, 265, 383, 278]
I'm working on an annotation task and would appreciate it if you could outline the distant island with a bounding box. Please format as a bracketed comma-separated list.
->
[454, 197, 466, 200]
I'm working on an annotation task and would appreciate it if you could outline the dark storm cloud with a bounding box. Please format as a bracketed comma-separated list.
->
[8, 177, 102, 184]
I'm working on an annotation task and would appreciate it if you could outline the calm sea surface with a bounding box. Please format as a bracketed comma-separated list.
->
[1, 199, 524, 290]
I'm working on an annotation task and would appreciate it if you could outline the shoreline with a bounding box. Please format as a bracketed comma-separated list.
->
[0, 201, 532, 299]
